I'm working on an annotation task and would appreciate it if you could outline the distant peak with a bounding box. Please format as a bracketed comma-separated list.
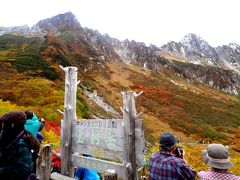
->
[229, 43, 240, 49]
[31, 11, 82, 33]
[180, 33, 210, 49]
[39, 11, 79, 24]
[53, 11, 77, 20]
[181, 33, 204, 43]
[63, 11, 75, 16]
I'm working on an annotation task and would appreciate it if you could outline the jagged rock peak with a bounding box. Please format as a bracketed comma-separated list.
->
[31, 12, 82, 34]
[181, 33, 205, 43]
[180, 33, 211, 51]
[229, 43, 240, 49]
[0, 25, 30, 36]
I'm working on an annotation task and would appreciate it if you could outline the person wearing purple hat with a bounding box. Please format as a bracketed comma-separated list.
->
[149, 131, 196, 180]
[198, 143, 240, 180]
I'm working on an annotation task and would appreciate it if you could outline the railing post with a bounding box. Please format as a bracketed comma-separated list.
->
[37, 144, 52, 180]
[103, 169, 118, 180]
[60, 66, 78, 176]
[122, 91, 138, 180]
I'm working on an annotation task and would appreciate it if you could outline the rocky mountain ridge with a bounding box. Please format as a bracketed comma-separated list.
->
[0, 12, 81, 37]
[1, 12, 240, 95]
[1, 12, 240, 150]
[162, 33, 240, 73]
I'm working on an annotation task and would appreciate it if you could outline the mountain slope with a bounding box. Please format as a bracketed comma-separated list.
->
[0, 12, 240, 152]
[2, 12, 240, 95]
[161, 33, 240, 74]
[86, 61, 240, 146]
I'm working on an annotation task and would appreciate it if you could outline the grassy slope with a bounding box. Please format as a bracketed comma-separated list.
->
[0, 34, 240, 174]
[84, 61, 240, 175]
[89, 61, 240, 142]
[1, 34, 239, 145]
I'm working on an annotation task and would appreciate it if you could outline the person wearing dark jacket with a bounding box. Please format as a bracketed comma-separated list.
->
[0, 111, 40, 180]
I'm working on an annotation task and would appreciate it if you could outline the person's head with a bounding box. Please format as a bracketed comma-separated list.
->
[24, 110, 34, 120]
[0, 111, 27, 144]
[202, 143, 233, 170]
[24, 111, 40, 136]
[159, 131, 178, 151]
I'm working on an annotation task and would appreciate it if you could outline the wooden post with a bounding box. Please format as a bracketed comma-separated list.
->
[51, 172, 75, 180]
[37, 144, 52, 180]
[122, 91, 137, 180]
[103, 169, 118, 180]
[60, 66, 78, 176]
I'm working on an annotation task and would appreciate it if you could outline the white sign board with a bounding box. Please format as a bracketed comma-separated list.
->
[71, 119, 145, 165]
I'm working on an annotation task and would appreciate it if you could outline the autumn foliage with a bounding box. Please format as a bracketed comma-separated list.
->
[1, 33, 240, 172]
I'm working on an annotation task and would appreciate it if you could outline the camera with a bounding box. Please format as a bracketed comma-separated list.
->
[174, 146, 183, 158]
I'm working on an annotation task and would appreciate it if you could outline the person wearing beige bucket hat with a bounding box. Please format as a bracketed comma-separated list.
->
[197, 143, 240, 180]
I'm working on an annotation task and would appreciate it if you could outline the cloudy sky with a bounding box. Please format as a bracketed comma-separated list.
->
[0, 0, 239, 47]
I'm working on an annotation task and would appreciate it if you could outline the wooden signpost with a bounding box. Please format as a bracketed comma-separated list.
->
[72, 119, 124, 161]
[60, 66, 145, 179]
